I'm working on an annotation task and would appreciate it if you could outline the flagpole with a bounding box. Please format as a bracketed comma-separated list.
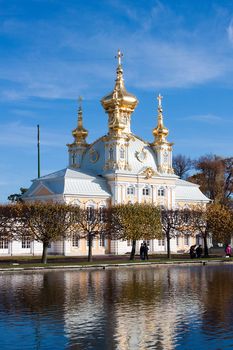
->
[37, 124, 40, 178]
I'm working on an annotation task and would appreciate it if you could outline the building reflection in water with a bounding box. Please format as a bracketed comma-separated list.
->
[0, 265, 233, 349]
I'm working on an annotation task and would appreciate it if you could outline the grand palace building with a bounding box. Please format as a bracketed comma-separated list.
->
[1, 51, 209, 256]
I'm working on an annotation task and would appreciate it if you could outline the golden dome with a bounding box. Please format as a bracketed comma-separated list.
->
[101, 50, 138, 113]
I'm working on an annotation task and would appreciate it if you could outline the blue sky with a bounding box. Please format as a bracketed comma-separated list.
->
[0, 0, 233, 202]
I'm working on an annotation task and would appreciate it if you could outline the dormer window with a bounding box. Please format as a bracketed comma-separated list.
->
[142, 186, 150, 196]
[120, 147, 125, 159]
[127, 186, 134, 195]
[158, 187, 165, 196]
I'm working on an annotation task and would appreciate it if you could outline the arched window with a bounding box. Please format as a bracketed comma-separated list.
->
[86, 204, 95, 222]
[142, 186, 150, 196]
[127, 186, 134, 195]
[109, 148, 114, 160]
[72, 153, 76, 165]
[99, 205, 106, 223]
[158, 187, 165, 196]
[120, 147, 125, 159]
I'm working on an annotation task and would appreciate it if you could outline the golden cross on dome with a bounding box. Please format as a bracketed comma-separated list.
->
[157, 93, 163, 108]
[115, 49, 123, 65]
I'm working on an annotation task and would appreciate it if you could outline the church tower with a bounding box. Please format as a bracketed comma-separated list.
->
[101, 50, 138, 171]
[152, 94, 174, 174]
[67, 97, 88, 168]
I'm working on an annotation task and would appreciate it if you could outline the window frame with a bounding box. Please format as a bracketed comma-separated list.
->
[72, 235, 79, 248]
[158, 239, 165, 246]
[0, 238, 8, 249]
[127, 186, 135, 195]
[142, 186, 150, 196]
[22, 238, 31, 249]
[120, 147, 125, 159]
[158, 187, 165, 197]
[184, 234, 190, 246]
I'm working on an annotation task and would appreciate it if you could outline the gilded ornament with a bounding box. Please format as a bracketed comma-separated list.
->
[143, 167, 155, 179]
[89, 148, 99, 163]
[136, 148, 147, 162]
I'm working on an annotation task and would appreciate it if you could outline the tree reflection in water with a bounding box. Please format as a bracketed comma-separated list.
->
[0, 265, 233, 349]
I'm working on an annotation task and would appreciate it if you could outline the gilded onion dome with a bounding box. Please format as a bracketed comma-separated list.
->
[101, 50, 138, 135]
[153, 94, 169, 144]
[72, 97, 88, 145]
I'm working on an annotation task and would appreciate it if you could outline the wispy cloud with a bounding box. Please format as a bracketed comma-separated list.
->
[179, 114, 224, 123]
[0, 2, 233, 101]
[0, 122, 67, 147]
[227, 18, 233, 45]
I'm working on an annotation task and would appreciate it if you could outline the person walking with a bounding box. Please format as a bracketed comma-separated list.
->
[144, 242, 149, 260]
[190, 245, 196, 259]
[196, 245, 203, 258]
[140, 243, 145, 260]
[225, 244, 232, 257]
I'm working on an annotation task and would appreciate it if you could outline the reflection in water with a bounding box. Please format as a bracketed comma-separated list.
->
[0, 265, 233, 349]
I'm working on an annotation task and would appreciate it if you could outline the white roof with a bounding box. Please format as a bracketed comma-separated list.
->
[175, 179, 209, 202]
[24, 168, 111, 198]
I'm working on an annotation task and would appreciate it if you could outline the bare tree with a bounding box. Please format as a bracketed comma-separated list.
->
[188, 154, 233, 205]
[75, 207, 110, 262]
[224, 157, 233, 205]
[160, 209, 185, 259]
[161, 208, 199, 259]
[173, 154, 193, 179]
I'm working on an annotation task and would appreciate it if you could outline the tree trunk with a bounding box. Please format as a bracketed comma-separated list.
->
[203, 233, 209, 258]
[166, 231, 171, 260]
[130, 240, 136, 260]
[88, 233, 93, 262]
[41, 242, 48, 264]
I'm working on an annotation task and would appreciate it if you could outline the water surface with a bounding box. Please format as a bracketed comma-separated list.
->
[0, 264, 233, 349]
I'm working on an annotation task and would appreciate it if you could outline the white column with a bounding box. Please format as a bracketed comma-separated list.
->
[138, 184, 143, 203]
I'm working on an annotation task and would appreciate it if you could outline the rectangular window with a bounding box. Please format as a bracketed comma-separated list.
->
[127, 187, 134, 195]
[72, 236, 79, 247]
[127, 240, 131, 246]
[158, 188, 165, 196]
[99, 207, 105, 222]
[99, 233, 105, 247]
[184, 235, 190, 246]
[120, 148, 125, 159]
[0, 239, 8, 249]
[22, 239, 31, 249]
[158, 239, 165, 246]
[142, 188, 150, 196]
[86, 238, 93, 247]
[196, 235, 201, 245]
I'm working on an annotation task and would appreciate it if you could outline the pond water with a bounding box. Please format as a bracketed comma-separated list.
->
[0, 264, 233, 350]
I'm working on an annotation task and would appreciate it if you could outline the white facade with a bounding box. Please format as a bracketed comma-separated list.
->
[3, 52, 210, 257]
